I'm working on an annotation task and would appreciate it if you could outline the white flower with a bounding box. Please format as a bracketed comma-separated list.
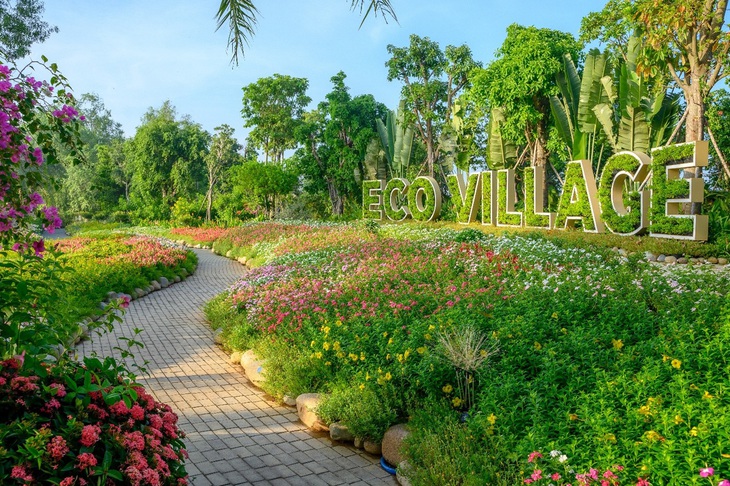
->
[559, 455, 568, 463]
[549, 450, 561, 458]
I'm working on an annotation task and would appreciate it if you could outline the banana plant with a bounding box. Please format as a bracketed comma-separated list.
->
[549, 49, 611, 162]
[486, 107, 517, 170]
[375, 100, 414, 180]
[593, 36, 680, 154]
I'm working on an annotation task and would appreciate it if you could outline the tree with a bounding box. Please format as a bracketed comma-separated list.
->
[241, 74, 310, 164]
[386, 34, 480, 178]
[0, 0, 57, 60]
[581, 0, 729, 143]
[229, 161, 297, 218]
[128, 102, 210, 220]
[215, 0, 396, 64]
[296, 71, 386, 215]
[205, 124, 241, 222]
[471, 24, 581, 171]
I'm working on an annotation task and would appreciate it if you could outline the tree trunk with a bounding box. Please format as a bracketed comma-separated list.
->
[533, 118, 550, 208]
[206, 182, 213, 222]
[684, 77, 705, 214]
[327, 179, 343, 216]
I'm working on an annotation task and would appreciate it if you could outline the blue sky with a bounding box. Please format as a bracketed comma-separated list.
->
[33, 0, 607, 142]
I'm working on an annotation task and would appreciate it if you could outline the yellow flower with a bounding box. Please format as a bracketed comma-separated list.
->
[322, 342, 330, 351]
[487, 413, 497, 425]
[442, 384, 453, 394]
[359, 383, 365, 390]
[315, 352, 323, 359]
[388, 338, 394, 345]
[349, 353, 359, 362]
[561, 328, 567, 334]
[386, 353, 391, 361]
[310, 340, 316, 348]
[674, 414, 684, 425]
[480, 349, 488, 357]
[384, 372, 392, 381]
[336, 320, 343, 327]
[404, 349, 411, 359]
[336, 351, 345, 359]
[332, 341, 341, 351]
[551, 312, 558, 319]
[569, 413, 579, 421]
[360, 352, 366, 361]
[322, 326, 330, 335]
[325, 361, 331, 366]
[703, 390, 714, 400]
[644, 430, 663, 442]
[397, 354, 404, 364]
[662, 354, 671, 362]
[612, 339, 624, 350]
[603, 433, 617, 443]
[382, 331, 388, 338]
[671, 359, 682, 369]
[417, 346, 427, 355]
[365, 372, 371, 381]
[534, 342, 542, 351]
[424, 333, 432, 341]
[452, 397, 463, 408]
[722, 453, 730, 459]
[428, 325, 435, 331]
[690, 427, 699, 437]
[638, 405, 651, 416]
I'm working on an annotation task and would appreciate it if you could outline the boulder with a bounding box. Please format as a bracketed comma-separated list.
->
[295, 393, 328, 432]
[241, 350, 266, 387]
[158, 277, 170, 288]
[364, 439, 382, 456]
[708, 257, 719, 264]
[226, 250, 234, 258]
[174, 275, 181, 283]
[719, 258, 729, 265]
[664, 256, 677, 264]
[644, 252, 657, 262]
[329, 422, 355, 442]
[106, 291, 118, 301]
[135, 288, 145, 299]
[237, 257, 248, 265]
[150, 280, 161, 291]
[180, 268, 189, 277]
[677, 257, 688, 264]
[213, 329, 224, 346]
[353, 437, 365, 449]
[382, 424, 411, 466]
[657, 254, 666, 263]
[283, 395, 297, 407]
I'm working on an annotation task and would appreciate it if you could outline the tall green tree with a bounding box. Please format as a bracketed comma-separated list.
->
[205, 124, 242, 222]
[296, 71, 386, 216]
[386, 34, 480, 178]
[215, 0, 396, 64]
[229, 161, 297, 218]
[0, 0, 56, 59]
[471, 24, 581, 171]
[241, 74, 310, 164]
[128, 101, 210, 220]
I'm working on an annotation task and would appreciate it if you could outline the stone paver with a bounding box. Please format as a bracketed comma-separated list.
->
[78, 249, 395, 486]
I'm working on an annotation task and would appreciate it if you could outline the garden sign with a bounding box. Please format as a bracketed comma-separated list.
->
[362, 141, 709, 241]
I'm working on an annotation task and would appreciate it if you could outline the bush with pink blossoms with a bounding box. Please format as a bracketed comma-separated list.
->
[0, 354, 188, 485]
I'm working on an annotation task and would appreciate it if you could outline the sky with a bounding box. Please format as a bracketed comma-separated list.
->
[30, 0, 608, 142]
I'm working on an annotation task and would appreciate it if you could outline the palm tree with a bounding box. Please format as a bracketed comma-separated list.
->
[215, 0, 397, 64]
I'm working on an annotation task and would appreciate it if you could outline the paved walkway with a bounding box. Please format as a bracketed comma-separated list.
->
[78, 249, 395, 486]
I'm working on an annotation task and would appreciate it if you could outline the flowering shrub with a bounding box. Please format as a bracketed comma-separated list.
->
[206, 221, 730, 483]
[0, 354, 188, 485]
[523, 450, 634, 485]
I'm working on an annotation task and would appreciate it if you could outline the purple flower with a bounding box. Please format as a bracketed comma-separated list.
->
[700, 467, 714, 478]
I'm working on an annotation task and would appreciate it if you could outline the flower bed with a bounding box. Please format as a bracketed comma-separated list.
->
[205, 221, 730, 485]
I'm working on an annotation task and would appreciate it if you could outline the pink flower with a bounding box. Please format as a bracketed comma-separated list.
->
[528, 451, 543, 463]
[120, 295, 131, 309]
[636, 478, 651, 486]
[79, 425, 101, 447]
[700, 467, 715, 478]
[77, 452, 97, 470]
[531, 469, 543, 481]
[47, 435, 69, 461]
[11, 465, 33, 481]
[552, 473, 562, 480]
[718, 480, 730, 486]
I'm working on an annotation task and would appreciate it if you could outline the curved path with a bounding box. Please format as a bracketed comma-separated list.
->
[78, 249, 395, 486]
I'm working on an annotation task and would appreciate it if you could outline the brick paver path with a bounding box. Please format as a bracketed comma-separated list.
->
[78, 249, 395, 486]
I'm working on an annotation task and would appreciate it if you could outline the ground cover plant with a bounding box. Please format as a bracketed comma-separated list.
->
[205, 221, 730, 485]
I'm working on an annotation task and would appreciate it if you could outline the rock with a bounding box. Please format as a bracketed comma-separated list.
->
[237, 257, 247, 265]
[241, 350, 266, 387]
[382, 424, 410, 466]
[708, 257, 719, 264]
[657, 254, 666, 262]
[364, 439, 382, 456]
[296, 393, 328, 432]
[719, 258, 729, 265]
[689, 258, 700, 264]
[174, 275, 181, 283]
[353, 437, 365, 449]
[180, 268, 188, 277]
[106, 291, 118, 301]
[329, 422, 355, 442]
[677, 257, 688, 264]
[159, 277, 170, 288]
[229, 351, 243, 365]
[226, 250, 233, 258]
[644, 252, 657, 262]
[618, 248, 628, 257]
[134, 288, 145, 299]
[665, 256, 677, 264]
[98, 301, 107, 310]
[213, 329, 224, 345]
[396, 461, 413, 486]
[283, 395, 297, 407]
[150, 280, 161, 291]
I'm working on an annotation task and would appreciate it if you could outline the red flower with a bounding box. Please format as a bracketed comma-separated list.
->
[47, 436, 69, 461]
[79, 425, 101, 447]
[76, 452, 97, 470]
